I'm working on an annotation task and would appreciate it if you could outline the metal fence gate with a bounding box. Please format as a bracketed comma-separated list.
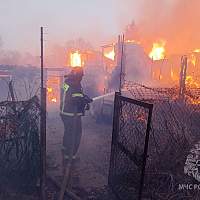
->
[108, 92, 153, 200]
[109, 86, 200, 200]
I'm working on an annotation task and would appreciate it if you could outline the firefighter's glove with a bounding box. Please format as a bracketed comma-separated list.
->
[83, 95, 93, 104]
[85, 103, 90, 111]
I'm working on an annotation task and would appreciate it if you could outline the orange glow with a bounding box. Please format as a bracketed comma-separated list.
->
[125, 39, 141, 44]
[170, 68, 179, 82]
[193, 49, 200, 53]
[190, 99, 200, 105]
[171, 69, 174, 78]
[104, 48, 115, 61]
[47, 87, 53, 93]
[51, 98, 57, 103]
[47, 87, 57, 103]
[149, 41, 166, 61]
[186, 76, 200, 88]
[47, 77, 60, 104]
[70, 51, 82, 67]
[189, 54, 196, 66]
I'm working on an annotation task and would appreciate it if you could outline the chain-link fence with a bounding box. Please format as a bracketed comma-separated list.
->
[108, 92, 153, 200]
[0, 96, 41, 190]
[109, 83, 200, 200]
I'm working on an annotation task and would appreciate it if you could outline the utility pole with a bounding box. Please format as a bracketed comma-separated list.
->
[40, 26, 47, 200]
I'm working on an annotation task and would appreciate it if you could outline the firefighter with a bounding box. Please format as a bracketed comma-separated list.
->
[60, 67, 92, 166]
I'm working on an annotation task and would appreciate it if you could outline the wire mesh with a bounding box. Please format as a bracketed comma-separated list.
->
[0, 96, 41, 189]
[109, 82, 200, 199]
[109, 93, 153, 200]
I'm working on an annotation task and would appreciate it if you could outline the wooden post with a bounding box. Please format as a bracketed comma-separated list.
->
[179, 56, 188, 101]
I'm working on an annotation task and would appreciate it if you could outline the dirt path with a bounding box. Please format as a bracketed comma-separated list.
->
[46, 109, 116, 199]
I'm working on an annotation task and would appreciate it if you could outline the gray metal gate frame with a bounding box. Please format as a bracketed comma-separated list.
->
[108, 92, 153, 200]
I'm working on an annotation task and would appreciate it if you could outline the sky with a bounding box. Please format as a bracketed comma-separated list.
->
[0, 0, 140, 55]
[1, 0, 200, 65]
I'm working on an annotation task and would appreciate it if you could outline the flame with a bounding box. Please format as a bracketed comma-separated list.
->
[149, 41, 166, 61]
[186, 76, 200, 88]
[47, 87, 57, 103]
[104, 49, 115, 61]
[47, 76, 60, 104]
[47, 87, 53, 93]
[193, 49, 200, 53]
[51, 98, 57, 103]
[125, 40, 141, 44]
[70, 51, 82, 67]
[189, 54, 196, 66]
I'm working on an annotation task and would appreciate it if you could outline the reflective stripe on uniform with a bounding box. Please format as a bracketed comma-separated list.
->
[63, 83, 69, 92]
[60, 111, 83, 116]
[61, 83, 70, 112]
[72, 93, 84, 97]
[61, 92, 66, 112]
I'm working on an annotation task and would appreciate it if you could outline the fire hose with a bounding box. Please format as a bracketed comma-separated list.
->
[92, 91, 115, 101]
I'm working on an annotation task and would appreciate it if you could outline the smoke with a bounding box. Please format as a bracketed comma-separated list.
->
[0, 36, 3, 48]
[45, 38, 94, 67]
[133, 0, 200, 54]
[0, 50, 38, 66]
[0, 35, 38, 66]
[0, 35, 93, 67]
[2, 0, 200, 66]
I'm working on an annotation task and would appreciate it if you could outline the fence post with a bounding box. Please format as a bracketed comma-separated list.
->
[138, 105, 153, 200]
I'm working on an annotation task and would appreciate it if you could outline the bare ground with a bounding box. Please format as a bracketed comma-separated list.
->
[46, 109, 117, 199]
[0, 108, 116, 200]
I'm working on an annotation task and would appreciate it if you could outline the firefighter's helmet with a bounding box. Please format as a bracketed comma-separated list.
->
[71, 67, 84, 77]
[64, 67, 83, 81]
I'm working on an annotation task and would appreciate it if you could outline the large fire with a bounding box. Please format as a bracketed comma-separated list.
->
[104, 49, 115, 61]
[70, 51, 82, 67]
[193, 49, 200, 53]
[149, 41, 166, 61]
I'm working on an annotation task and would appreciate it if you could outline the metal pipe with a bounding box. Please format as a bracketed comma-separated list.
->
[40, 26, 47, 200]
[119, 34, 125, 94]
